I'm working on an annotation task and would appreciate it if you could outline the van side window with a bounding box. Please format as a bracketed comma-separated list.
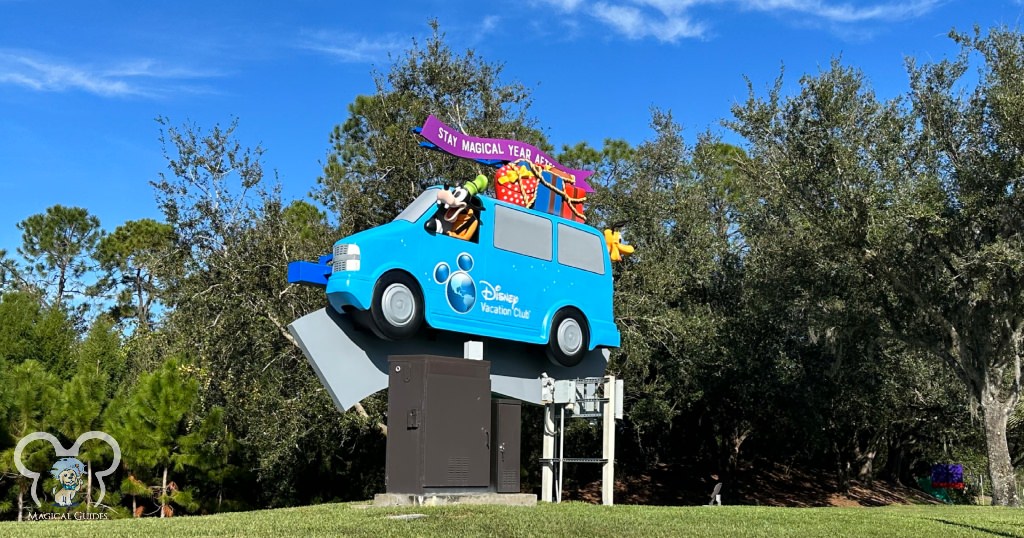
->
[557, 224, 605, 274]
[493, 205, 552, 261]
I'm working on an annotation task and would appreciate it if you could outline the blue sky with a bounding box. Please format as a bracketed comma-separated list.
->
[1, 0, 1023, 255]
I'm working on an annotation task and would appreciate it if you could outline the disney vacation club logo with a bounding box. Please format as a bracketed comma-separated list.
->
[432, 253, 530, 319]
[14, 431, 121, 517]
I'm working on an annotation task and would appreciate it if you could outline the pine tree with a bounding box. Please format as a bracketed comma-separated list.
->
[15, 205, 102, 308]
[0, 361, 58, 521]
[173, 406, 239, 512]
[109, 358, 198, 517]
[51, 317, 122, 509]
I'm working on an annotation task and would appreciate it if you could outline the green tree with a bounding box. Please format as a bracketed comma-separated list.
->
[724, 56, 919, 478]
[16, 205, 102, 307]
[556, 138, 636, 227]
[152, 116, 266, 266]
[894, 27, 1024, 506]
[315, 19, 539, 234]
[93, 219, 176, 330]
[52, 372, 106, 507]
[0, 290, 77, 376]
[0, 361, 58, 521]
[119, 473, 150, 517]
[173, 406, 240, 512]
[151, 115, 347, 505]
[111, 358, 199, 518]
[729, 27, 1024, 505]
[75, 316, 126, 392]
[592, 110, 734, 466]
[0, 249, 20, 291]
[51, 317, 123, 507]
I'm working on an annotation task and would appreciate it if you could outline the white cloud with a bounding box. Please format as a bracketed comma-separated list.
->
[298, 30, 404, 63]
[100, 59, 218, 80]
[593, 4, 647, 35]
[634, 0, 721, 16]
[737, 0, 942, 23]
[0, 51, 216, 97]
[481, 15, 501, 33]
[593, 2, 706, 41]
[537, 0, 941, 43]
[538, 0, 587, 11]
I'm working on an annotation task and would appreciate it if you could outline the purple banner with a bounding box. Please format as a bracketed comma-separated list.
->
[419, 115, 594, 192]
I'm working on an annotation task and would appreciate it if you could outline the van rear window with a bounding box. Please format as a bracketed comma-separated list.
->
[493, 205, 552, 261]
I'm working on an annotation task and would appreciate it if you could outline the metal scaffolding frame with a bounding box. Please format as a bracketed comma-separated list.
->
[539, 375, 623, 505]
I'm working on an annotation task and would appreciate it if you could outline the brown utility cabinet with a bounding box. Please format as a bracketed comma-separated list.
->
[386, 355, 491, 494]
[490, 398, 522, 493]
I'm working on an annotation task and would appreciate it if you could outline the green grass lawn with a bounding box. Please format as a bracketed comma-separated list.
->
[3, 502, 1023, 538]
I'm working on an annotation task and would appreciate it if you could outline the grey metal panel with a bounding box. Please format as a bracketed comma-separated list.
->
[287, 307, 389, 411]
[557, 223, 605, 275]
[287, 308, 610, 410]
[491, 399, 521, 493]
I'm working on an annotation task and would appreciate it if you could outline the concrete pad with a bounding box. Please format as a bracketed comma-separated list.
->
[386, 513, 428, 520]
[373, 492, 537, 507]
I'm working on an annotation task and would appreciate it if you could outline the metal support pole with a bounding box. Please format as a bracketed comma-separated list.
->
[558, 405, 566, 503]
[602, 375, 616, 506]
[541, 403, 555, 502]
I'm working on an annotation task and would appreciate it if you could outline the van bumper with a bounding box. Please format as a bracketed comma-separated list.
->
[589, 319, 621, 349]
[326, 273, 373, 313]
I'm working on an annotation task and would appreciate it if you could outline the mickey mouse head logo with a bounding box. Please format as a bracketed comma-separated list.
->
[434, 252, 476, 313]
[14, 431, 121, 508]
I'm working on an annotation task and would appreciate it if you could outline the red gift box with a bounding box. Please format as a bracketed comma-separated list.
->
[561, 183, 586, 223]
[494, 161, 538, 208]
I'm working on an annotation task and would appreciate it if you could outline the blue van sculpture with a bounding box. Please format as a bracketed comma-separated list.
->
[289, 185, 620, 367]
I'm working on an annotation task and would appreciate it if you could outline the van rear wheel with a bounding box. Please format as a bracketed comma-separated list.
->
[546, 309, 589, 367]
[369, 271, 423, 341]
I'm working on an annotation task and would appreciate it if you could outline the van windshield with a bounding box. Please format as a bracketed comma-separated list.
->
[393, 189, 438, 223]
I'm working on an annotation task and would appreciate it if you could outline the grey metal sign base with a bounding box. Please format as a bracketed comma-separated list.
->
[287, 307, 610, 411]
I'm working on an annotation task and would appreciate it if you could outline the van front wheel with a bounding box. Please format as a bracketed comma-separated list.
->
[369, 272, 423, 341]
[547, 309, 589, 367]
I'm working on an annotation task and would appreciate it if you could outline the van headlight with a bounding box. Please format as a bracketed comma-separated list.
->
[332, 243, 361, 272]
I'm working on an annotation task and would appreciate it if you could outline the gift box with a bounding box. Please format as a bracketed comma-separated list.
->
[494, 160, 537, 208]
[535, 170, 586, 223]
[560, 182, 586, 223]
[534, 170, 562, 216]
